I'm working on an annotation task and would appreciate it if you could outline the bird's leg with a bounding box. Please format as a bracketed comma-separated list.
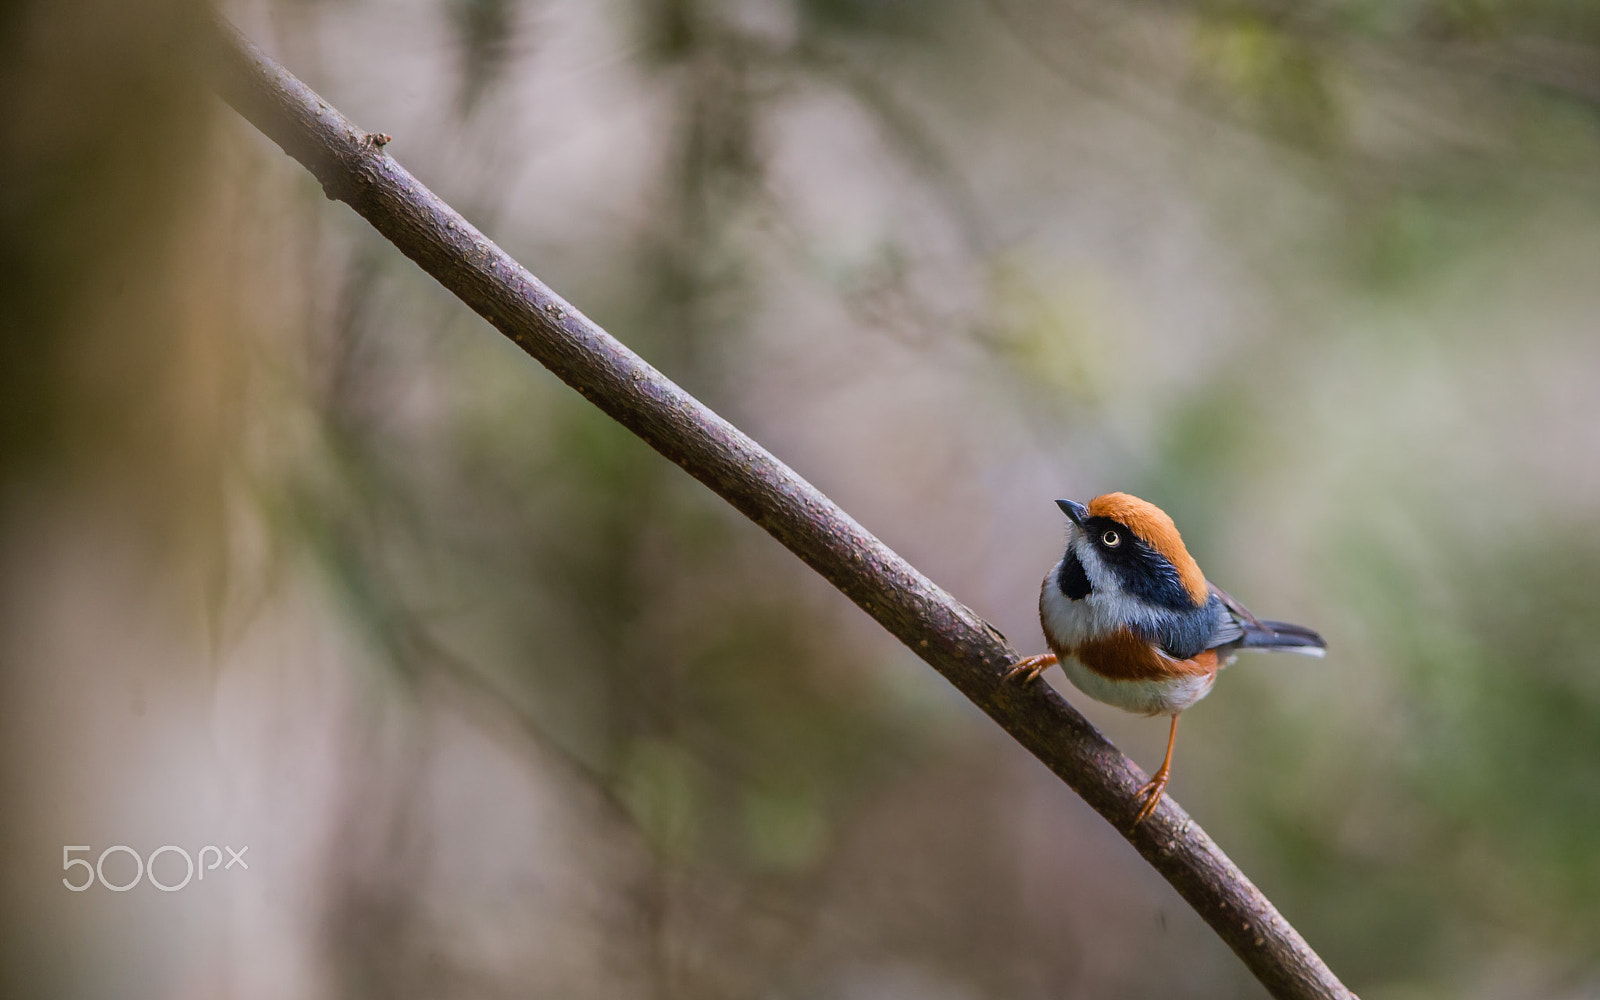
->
[1133, 714, 1180, 826]
[1004, 652, 1057, 684]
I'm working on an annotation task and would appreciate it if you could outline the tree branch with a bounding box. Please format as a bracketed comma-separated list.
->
[208, 21, 1355, 1000]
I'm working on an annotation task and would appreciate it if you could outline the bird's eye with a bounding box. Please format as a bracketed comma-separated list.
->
[1102, 529, 1121, 548]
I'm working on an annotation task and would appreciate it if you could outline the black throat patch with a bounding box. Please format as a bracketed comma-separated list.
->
[1056, 549, 1092, 601]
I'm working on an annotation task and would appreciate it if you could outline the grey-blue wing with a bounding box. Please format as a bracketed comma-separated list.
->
[1207, 582, 1326, 656]
[1139, 592, 1238, 661]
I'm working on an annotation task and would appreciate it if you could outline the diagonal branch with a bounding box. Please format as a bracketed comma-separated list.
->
[208, 21, 1354, 1000]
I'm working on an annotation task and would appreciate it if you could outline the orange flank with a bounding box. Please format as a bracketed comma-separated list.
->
[1070, 629, 1219, 681]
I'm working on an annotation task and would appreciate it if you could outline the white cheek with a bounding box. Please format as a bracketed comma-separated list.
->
[1040, 538, 1165, 648]
[1075, 539, 1163, 632]
[1073, 537, 1116, 594]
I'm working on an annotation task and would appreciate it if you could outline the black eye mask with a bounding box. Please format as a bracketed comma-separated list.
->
[1081, 517, 1197, 612]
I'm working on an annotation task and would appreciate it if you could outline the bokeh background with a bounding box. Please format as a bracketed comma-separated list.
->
[4, 0, 1600, 997]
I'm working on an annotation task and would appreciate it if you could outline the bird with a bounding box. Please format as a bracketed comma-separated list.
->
[1008, 492, 1325, 825]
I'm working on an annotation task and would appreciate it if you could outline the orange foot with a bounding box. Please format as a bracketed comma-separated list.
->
[1004, 652, 1057, 684]
[1132, 765, 1171, 826]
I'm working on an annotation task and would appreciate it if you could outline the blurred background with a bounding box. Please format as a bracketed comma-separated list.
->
[4, 0, 1600, 997]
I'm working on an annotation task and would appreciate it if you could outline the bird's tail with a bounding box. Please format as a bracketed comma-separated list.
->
[1239, 619, 1327, 657]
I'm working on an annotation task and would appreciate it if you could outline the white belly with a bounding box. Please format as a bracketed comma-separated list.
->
[1059, 657, 1217, 717]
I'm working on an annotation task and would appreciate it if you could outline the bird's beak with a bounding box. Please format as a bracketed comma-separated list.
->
[1056, 499, 1088, 526]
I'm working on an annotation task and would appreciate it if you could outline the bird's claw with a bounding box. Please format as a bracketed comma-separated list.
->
[1005, 653, 1056, 684]
[1132, 767, 1171, 826]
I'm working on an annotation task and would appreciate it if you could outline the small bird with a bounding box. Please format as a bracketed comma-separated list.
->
[1009, 493, 1325, 825]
